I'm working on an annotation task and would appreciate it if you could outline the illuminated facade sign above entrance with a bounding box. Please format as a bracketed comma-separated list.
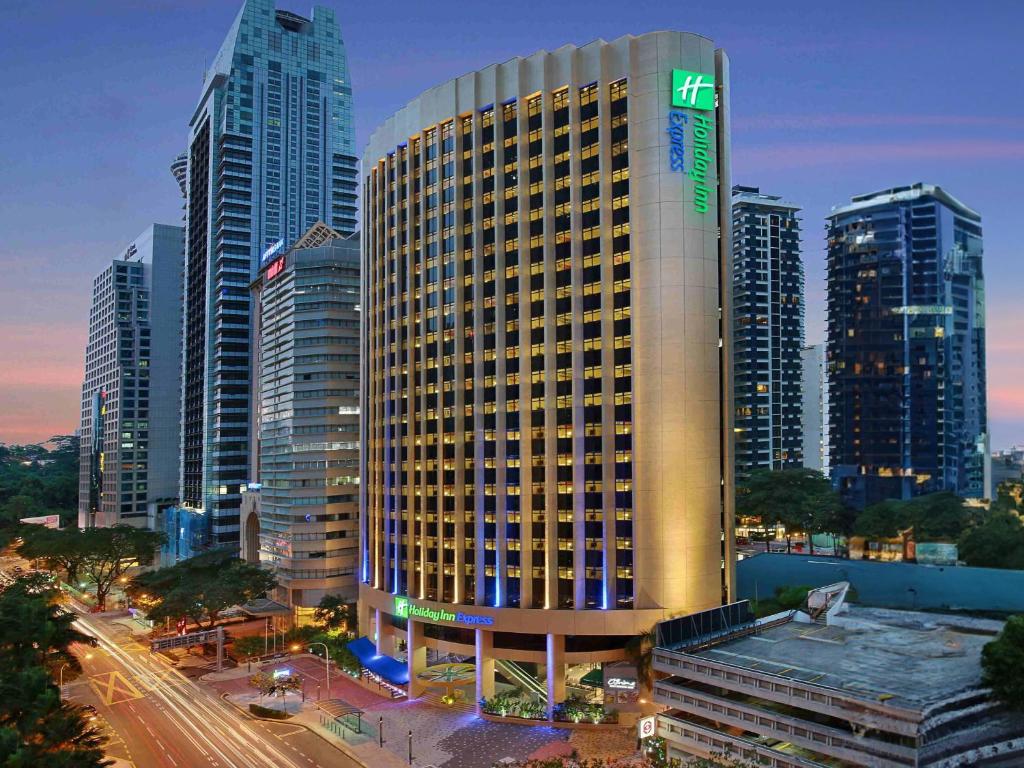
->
[394, 596, 495, 627]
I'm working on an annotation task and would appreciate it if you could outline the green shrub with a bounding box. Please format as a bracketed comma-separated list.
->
[249, 703, 291, 720]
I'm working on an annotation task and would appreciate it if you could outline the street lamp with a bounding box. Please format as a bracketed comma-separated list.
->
[57, 654, 91, 697]
[59, 663, 70, 697]
[308, 642, 331, 699]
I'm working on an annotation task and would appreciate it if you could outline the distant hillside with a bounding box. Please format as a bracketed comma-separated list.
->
[0, 435, 79, 540]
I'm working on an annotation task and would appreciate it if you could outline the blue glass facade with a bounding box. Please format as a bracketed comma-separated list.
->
[827, 184, 987, 509]
[181, 0, 356, 548]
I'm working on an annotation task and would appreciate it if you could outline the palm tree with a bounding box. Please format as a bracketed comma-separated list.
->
[624, 625, 658, 689]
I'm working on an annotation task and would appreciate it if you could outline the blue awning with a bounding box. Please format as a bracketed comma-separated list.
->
[347, 636, 409, 685]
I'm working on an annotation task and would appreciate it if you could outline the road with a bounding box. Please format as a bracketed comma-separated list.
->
[66, 608, 362, 768]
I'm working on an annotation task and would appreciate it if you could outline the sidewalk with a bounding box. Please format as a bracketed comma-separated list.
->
[223, 689, 407, 768]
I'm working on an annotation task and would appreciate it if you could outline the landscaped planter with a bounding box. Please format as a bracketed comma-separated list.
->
[479, 712, 621, 730]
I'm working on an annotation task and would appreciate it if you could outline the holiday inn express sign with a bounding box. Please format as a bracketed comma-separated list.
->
[394, 596, 494, 627]
[667, 68, 716, 214]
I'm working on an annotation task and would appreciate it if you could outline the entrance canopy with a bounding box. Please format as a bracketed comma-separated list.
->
[348, 636, 409, 685]
[579, 667, 604, 689]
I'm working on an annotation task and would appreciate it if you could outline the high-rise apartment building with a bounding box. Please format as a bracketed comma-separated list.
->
[360, 32, 733, 715]
[179, 0, 357, 550]
[800, 343, 829, 475]
[243, 223, 360, 615]
[731, 186, 804, 480]
[79, 225, 184, 529]
[827, 183, 988, 508]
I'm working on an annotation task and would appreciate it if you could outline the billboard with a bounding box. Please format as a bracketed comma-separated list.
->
[915, 542, 959, 566]
[20, 514, 60, 529]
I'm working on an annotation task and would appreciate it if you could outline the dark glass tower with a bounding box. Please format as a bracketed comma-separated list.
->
[179, 0, 357, 550]
[827, 183, 987, 508]
[731, 186, 804, 480]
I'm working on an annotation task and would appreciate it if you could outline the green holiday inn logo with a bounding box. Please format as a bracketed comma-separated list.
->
[394, 596, 409, 618]
[672, 69, 715, 110]
[391, 595, 495, 626]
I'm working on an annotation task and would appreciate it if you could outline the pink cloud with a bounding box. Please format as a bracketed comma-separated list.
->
[734, 114, 1024, 131]
[735, 139, 1024, 171]
[0, 323, 84, 444]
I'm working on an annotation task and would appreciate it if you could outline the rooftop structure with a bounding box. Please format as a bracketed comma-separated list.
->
[652, 588, 1023, 767]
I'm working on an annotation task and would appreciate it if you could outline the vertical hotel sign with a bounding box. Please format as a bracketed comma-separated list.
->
[667, 68, 716, 214]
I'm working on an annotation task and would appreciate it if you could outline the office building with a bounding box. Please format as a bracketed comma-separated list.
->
[827, 184, 988, 508]
[243, 223, 360, 616]
[179, 0, 358, 550]
[800, 343, 829, 475]
[652, 587, 1023, 767]
[79, 225, 184, 529]
[359, 32, 734, 716]
[731, 186, 804, 480]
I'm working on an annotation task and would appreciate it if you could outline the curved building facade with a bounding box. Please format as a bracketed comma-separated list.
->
[359, 31, 734, 712]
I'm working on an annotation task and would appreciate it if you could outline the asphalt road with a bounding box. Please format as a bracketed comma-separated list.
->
[66, 608, 362, 768]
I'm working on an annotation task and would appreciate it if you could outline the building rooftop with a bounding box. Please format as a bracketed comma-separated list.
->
[731, 185, 801, 211]
[691, 606, 999, 711]
[830, 182, 981, 222]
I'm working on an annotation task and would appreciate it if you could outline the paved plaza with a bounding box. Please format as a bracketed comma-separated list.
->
[208, 655, 578, 768]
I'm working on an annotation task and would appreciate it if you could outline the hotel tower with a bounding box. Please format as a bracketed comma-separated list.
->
[359, 31, 734, 716]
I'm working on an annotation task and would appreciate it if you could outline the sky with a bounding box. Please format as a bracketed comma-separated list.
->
[1, 0, 1022, 447]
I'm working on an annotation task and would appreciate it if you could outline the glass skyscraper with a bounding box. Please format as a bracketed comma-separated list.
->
[827, 183, 988, 508]
[731, 186, 804, 480]
[79, 225, 184, 530]
[179, 0, 356, 550]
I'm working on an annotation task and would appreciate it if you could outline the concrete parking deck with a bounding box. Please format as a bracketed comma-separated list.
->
[692, 606, 999, 709]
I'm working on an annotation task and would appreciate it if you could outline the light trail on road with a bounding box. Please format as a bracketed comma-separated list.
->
[74, 611, 312, 768]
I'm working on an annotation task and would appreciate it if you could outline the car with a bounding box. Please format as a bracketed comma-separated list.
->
[79, 705, 98, 722]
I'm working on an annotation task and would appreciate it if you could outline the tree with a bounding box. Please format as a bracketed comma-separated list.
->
[852, 499, 906, 539]
[234, 635, 266, 671]
[0, 437, 81, 542]
[854, 492, 975, 543]
[80, 526, 165, 611]
[130, 548, 276, 630]
[624, 625, 658, 690]
[248, 671, 300, 710]
[0, 666, 109, 767]
[981, 615, 1024, 710]
[0, 579, 92, 674]
[737, 469, 841, 554]
[959, 510, 1024, 570]
[313, 595, 355, 634]
[0, 575, 108, 767]
[18, 525, 90, 586]
[249, 672, 276, 704]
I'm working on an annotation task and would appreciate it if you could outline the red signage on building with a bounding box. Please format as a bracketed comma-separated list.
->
[267, 255, 286, 280]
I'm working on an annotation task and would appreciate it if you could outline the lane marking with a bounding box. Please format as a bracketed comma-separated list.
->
[88, 671, 145, 705]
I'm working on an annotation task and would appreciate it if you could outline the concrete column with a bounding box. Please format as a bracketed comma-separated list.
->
[475, 628, 495, 711]
[406, 618, 427, 697]
[545, 633, 566, 720]
[357, 598, 371, 641]
[375, 608, 395, 656]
